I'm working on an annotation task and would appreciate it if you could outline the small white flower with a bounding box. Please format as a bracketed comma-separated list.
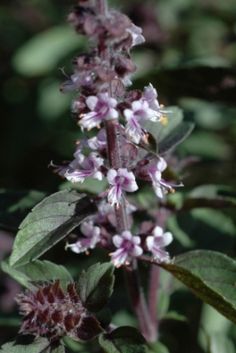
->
[87, 129, 107, 150]
[80, 93, 118, 130]
[65, 152, 104, 183]
[146, 226, 173, 262]
[124, 100, 156, 143]
[67, 221, 101, 254]
[107, 168, 138, 206]
[127, 24, 145, 47]
[143, 84, 160, 114]
[110, 230, 143, 267]
[148, 157, 169, 198]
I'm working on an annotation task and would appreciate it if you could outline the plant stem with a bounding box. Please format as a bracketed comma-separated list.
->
[98, 0, 157, 342]
[148, 265, 160, 333]
[97, 0, 107, 15]
[105, 119, 157, 342]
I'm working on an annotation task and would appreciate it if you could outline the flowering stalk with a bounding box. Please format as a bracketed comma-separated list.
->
[53, 0, 178, 343]
[96, 0, 155, 341]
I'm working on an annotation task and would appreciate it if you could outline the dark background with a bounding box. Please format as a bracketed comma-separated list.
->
[1, 0, 236, 352]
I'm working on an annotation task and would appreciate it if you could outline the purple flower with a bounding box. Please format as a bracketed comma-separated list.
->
[146, 226, 173, 262]
[148, 157, 173, 198]
[143, 84, 160, 113]
[87, 129, 107, 151]
[127, 24, 145, 47]
[124, 100, 156, 143]
[66, 221, 101, 254]
[80, 93, 118, 130]
[65, 152, 104, 183]
[110, 230, 143, 267]
[107, 168, 138, 206]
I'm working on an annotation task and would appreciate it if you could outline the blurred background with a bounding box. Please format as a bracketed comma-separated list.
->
[1, 0, 236, 352]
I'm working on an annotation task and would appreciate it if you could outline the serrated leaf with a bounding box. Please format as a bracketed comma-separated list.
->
[77, 262, 114, 312]
[2, 259, 72, 290]
[159, 122, 194, 154]
[9, 190, 96, 267]
[0, 337, 49, 353]
[99, 327, 147, 353]
[160, 250, 236, 324]
[12, 26, 85, 76]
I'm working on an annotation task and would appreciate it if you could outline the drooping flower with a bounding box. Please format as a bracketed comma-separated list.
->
[146, 226, 173, 262]
[65, 152, 104, 183]
[66, 221, 101, 254]
[80, 93, 118, 130]
[124, 100, 156, 143]
[107, 168, 138, 206]
[148, 157, 176, 198]
[110, 230, 143, 267]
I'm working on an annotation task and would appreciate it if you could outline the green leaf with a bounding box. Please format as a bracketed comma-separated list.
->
[179, 132, 230, 160]
[2, 259, 72, 289]
[0, 337, 49, 353]
[161, 311, 187, 322]
[183, 184, 236, 209]
[148, 342, 170, 353]
[144, 107, 183, 150]
[190, 209, 236, 237]
[167, 215, 195, 247]
[38, 80, 71, 121]
[160, 250, 236, 325]
[9, 190, 96, 267]
[12, 26, 85, 76]
[207, 334, 235, 353]
[159, 122, 194, 154]
[99, 327, 147, 353]
[60, 178, 108, 195]
[77, 262, 115, 312]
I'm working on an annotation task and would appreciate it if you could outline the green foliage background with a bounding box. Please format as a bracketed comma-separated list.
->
[1, 0, 236, 352]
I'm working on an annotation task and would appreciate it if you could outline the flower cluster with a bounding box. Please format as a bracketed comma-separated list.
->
[17, 280, 102, 341]
[54, 0, 180, 267]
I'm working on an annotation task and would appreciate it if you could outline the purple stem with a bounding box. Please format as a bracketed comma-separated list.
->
[105, 117, 156, 342]
[96, 0, 157, 342]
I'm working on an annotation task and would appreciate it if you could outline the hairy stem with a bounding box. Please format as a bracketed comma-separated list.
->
[98, 0, 157, 342]
[105, 117, 156, 342]
[96, 0, 108, 15]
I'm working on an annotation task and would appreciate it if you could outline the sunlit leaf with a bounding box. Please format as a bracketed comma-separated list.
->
[2, 259, 72, 290]
[0, 337, 49, 353]
[12, 26, 85, 76]
[159, 250, 236, 325]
